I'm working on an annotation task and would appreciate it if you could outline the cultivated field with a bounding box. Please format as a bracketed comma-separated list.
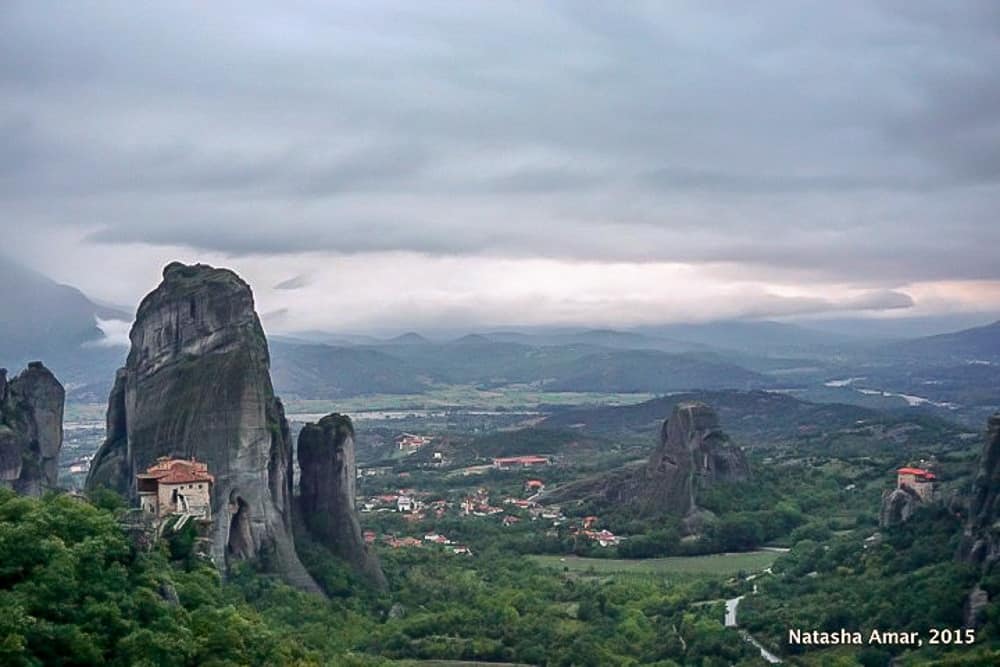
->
[528, 551, 779, 577]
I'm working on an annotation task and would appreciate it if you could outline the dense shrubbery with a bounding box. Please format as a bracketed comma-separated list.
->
[741, 506, 985, 663]
[0, 488, 765, 665]
[0, 489, 384, 666]
[3, 452, 998, 665]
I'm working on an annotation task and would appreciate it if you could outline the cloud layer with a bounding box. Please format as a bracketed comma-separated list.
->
[2, 2, 999, 330]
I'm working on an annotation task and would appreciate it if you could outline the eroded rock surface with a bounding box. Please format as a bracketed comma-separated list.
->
[960, 414, 1000, 569]
[298, 413, 386, 588]
[0, 362, 64, 496]
[879, 486, 922, 528]
[544, 402, 749, 523]
[642, 401, 750, 516]
[86, 262, 320, 593]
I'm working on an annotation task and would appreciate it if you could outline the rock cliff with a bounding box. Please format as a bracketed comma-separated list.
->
[960, 414, 1000, 569]
[879, 486, 922, 528]
[641, 401, 750, 516]
[297, 414, 386, 588]
[544, 402, 749, 523]
[0, 362, 65, 496]
[86, 262, 320, 594]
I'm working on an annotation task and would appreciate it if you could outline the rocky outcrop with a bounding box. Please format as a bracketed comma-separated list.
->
[545, 402, 749, 523]
[86, 262, 320, 594]
[0, 362, 65, 496]
[641, 402, 750, 516]
[964, 584, 989, 629]
[959, 414, 1000, 569]
[879, 486, 922, 528]
[297, 414, 386, 588]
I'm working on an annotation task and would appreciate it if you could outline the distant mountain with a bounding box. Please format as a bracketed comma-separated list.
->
[798, 314, 1000, 340]
[265, 337, 775, 399]
[540, 349, 772, 393]
[385, 332, 430, 345]
[636, 320, 855, 353]
[891, 320, 1000, 362]
[542, 389, 969, 456]
[452, 333, 492, 345]
[484, 328, 708, 354]
[0, 261, 123, 353]
[269, 341, 430, 398]
[0, 261, 128, 401]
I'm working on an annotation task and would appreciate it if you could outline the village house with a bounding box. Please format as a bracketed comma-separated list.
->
[383, 536, 422, 549]
[896, 466, 936, 501]
[524, 479, 545, 493]
[492, 455, 549, 470]
[397, 432, 432, 452]
[396, 495, 414, 512]
[137, 457, 214, 520]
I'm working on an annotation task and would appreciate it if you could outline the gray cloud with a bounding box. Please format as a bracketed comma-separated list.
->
[1, 0, 999, 315]
[274, 275, 310, 290]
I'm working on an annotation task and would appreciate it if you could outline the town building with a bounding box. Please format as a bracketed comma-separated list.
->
[492, 455, 550, 470]
[137, 457, 214, 520]
[896, 467, 936, 502]
[397, 433, 432, 452]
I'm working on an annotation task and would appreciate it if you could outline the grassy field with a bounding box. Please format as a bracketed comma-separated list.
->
[67, 386, 655, 424]
[282, 385, 658, 414]
[528, 551, 779, 577]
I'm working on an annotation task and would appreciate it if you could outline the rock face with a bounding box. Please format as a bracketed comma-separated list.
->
[0, 362, 65, 496]
[297, 414, 386, 588]
[542, 402, 749, 521]
[959, 414, 1000, 569]
[879, 486, 922, 528]
[641, 402, 750, 516]
[86, 262, 320, 594]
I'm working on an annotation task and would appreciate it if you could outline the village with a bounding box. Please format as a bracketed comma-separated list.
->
[114, 429, 939, 567]
[358, 477, 625, 552]
[357, 432, 626, 553]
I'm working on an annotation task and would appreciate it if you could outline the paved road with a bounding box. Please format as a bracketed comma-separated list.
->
[725, 596, 782, 664]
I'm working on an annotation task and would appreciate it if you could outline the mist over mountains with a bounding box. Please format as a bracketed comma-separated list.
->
[2, 263, 998, 415]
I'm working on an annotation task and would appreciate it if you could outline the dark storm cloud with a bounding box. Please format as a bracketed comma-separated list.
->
[2, 0, 1000, 284]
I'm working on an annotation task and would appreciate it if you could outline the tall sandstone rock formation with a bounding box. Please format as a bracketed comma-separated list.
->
[298, 414, 387, 588]
[642, 401, 750, 517]
[544, 401, 749, 525]
[879, 485, 923, 528]
[86, 262, 320, 593]
[0, 362, 65, 496]
[960, 414, 1000, 569]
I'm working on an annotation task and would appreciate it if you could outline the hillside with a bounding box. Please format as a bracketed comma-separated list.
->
[269, 341, 431, 398]
[540, 350, 772, 393]
[542, 389, 971, 456]
[889, 319, 1000, 362]
[0, 261, 128, 401]
[268, 339, 774, 398]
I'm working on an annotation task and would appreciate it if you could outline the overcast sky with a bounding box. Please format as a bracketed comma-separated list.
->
[3, 1, 1000, 334]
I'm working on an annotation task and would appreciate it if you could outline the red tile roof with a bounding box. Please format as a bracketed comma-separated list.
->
[898, 467, 936, 480]
[137, 457, 214, 485]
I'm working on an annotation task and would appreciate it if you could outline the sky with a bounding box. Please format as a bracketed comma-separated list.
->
[3, 1, 1000, 335]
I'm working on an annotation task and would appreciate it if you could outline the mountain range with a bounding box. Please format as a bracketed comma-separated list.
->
[2, 262, 998, 407]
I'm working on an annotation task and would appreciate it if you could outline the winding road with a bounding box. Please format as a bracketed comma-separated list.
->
[725, 595, 782, 664]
